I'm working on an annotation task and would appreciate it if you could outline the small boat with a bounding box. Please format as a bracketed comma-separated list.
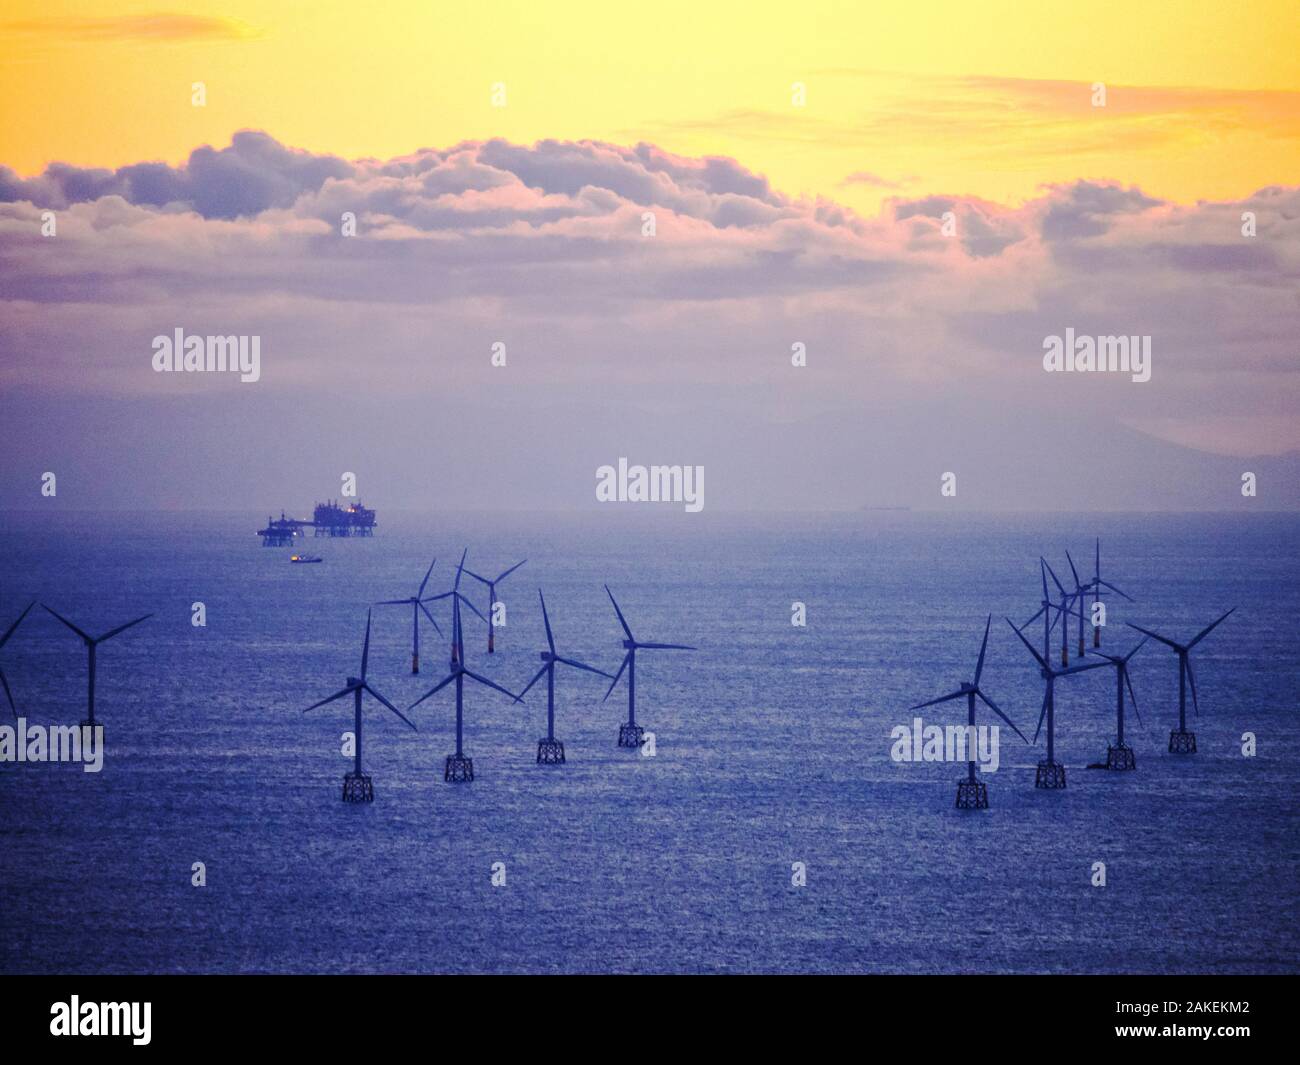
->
[289, 554, 323, 564]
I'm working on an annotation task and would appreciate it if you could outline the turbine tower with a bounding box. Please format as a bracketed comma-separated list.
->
[1007, 618, 1106, 788]
[603, 585, 694, 748]
[407, 596, 522, 781]
[516, 589, 613, 764]
[0, 602, 34, 717]
[375, 556, 443, 674]
[465, 559, 526, 653]
[1089, 638, 1146, 770]
[910, 615, 1029, 809]
[1127, 609, 1235, 754]
[303, 609, 416, 803]
[43, 606, 152, 739]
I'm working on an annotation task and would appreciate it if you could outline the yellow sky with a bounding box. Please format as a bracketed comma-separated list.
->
[2, 0, 1297, 211]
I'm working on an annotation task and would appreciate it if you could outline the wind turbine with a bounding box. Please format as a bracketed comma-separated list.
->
[407, 596, 522, 781]
[1022, 559, 1070, 665]
[515, 589, 613, 763]
[465, 559, 526, 653]
[1041, 557, 1076, 666]
[1127, 609, 1235, 754]
[1065, 550, 1092, 660]
[423, 549, 488, 666]
[303, 609, 416, 802]
[375, 556, 443, 674]
[603, 586, 694, 748]
[1085, 538, 1134, 649]
[43, 606, 152, 738]
[910, 615, 1029, 809]
[1007, 618, 1106, 788]
[1088, 638, 1146, 770]
[0, 602, 34, 717]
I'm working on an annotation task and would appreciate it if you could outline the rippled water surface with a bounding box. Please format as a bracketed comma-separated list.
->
[0, 510, 1295, 973]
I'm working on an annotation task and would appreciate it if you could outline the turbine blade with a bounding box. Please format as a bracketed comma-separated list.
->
[556, 656, 615, 680]
[1186, 659, 1200, 716]
[496, 559, 526, 583]
[516, 664, 549, 703]
[977, 690, 1029, 745]
[463, 668, 521, 702]
[0, 602, 34, 649]
[539, 589, 555, 654]
[1098, 579, 1135, 602]
[463, 568, 489, 588]
[974, 614, 991, 686]
[304, 685, 353, 713]
[417, 557, 438, 599]
[604, 652, 630, 701]
[454, 548, 468, 591]
[1124, 668, 1142, 725]
[454, 598, 463, 661]
[908, 689, 965, 710]
[1094, 537, 1100, 582]
[457, 593, 488, 625]
[1006, 618, 1046, 670]
[1034, 687, 1049, 743]
[1066, 550, 1082, 590]
[605, 585, 634, 641]
[638, 642, 695, 651]
[42, 605, 92, 642]
[97, 613, 153, 642]
[408, 672, 457, 711]
[1060, 659, 1108, 677]
[363, 683, 418, 731]
[418, 601, 444, 638]
[1029, 600, 1063, 636]
[1037, 603, 1063, 638]
[1125, 622, 1182, 651]
[375, 598, 414, 606]
[361, 609, 373, 679]
[1123, 637, 1148, 663]
[0, 666, 15, 718]
[1189, 607, 1236, 648]
[1042, 557, 1066, 597]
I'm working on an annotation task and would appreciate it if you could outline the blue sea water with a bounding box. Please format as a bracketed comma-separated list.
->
[0, 509, 1296, 974]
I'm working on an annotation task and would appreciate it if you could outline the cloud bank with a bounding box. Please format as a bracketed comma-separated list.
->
[0, 132, 1296, 509]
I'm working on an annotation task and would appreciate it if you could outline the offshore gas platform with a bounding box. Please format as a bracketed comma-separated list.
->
[258, 500, 376, 546]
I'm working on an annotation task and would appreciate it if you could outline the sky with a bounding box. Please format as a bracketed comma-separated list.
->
[1, 2, 1298, 511]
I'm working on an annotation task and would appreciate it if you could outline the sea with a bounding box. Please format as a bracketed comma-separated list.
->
[0, 509, 1296, 974]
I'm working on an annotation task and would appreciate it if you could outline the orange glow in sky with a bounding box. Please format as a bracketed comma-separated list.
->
[3, 0, 1298, 211]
